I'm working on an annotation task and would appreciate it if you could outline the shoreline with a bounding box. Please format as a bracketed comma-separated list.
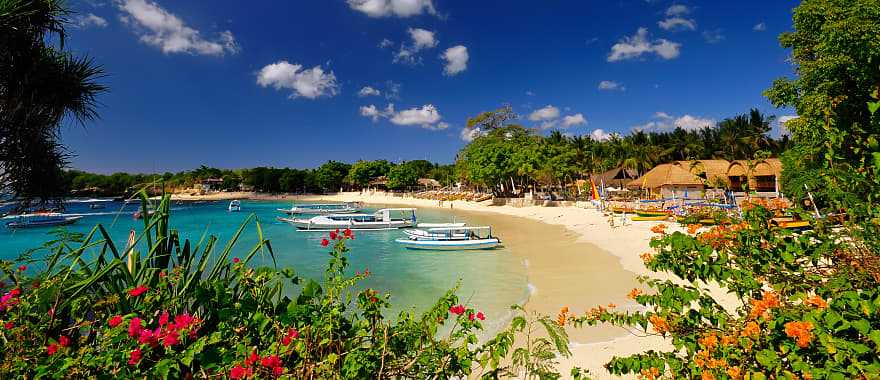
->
[173, 191, 685, 378]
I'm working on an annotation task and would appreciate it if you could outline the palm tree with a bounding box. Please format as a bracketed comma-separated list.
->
[0, 0, 106, 209]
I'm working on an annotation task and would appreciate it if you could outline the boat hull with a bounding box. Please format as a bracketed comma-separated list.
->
[395, 238, 501, 250]
[630, 215, 670, 222]
[6, 216, 81, 229]
[278, 217, 413, 231]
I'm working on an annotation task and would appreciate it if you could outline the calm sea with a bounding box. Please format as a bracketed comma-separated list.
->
[0, 200, 528, 335]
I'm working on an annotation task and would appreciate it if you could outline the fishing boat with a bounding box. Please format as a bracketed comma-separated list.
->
[630, 215, 671, 222]
[277, 202, 362, 215]
[611, 206, 637, 214]
[396, 226, 501, 250]
[279, 208, 417, 231]
[5, 213, 82, 229]
[417, 222, 466, 228]
[228, 200, 241, 212]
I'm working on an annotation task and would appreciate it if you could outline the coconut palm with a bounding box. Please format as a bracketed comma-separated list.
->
[0, 0, 106, 209]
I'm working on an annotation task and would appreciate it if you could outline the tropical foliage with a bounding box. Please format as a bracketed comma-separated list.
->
[0, 0, 106, 209]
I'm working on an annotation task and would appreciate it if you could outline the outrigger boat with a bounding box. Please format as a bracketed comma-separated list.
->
[396, 226, 501, 250]
[228, 200, 242, 212]
[277, 202, 362, 215]
[279, 208, 417, 231]
[5, 213, 82, 229]
[630, 215, 671, 222]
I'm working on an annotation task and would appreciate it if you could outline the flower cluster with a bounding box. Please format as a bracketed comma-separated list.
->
[321, 228, 355, 247]
[805, 295, 828, 310]
[687, 223, 703, 235]
[747, 291, 780, 320]
[627, 288, 643, 300]
[230, 351, 286, 379]
[0, 288, 21, 312]
[650, 224, 668, 235]
[784, 321, 815, 348]
[123, 311, 200, 363]
[648, 314, 670, 334]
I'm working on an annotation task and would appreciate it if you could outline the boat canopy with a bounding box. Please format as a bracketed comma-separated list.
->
[426, 226, 491, 232]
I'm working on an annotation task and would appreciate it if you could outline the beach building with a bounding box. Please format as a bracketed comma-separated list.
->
[673, 160, 731, 188]
[627, 163, 705, 198]
[417, 178, 442, 189]
[590, 167, 638, 189]
[195, 178, 224, 192]
[726, 158, 783, 194]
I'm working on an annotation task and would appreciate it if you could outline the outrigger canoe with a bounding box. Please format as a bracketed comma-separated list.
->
[630, 215, 670, 222]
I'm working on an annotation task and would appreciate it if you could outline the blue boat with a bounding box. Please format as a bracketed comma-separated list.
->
[5, 213, 82, 229]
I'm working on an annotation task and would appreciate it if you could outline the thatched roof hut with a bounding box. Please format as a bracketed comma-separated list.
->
[417, 178, 441, 188]
[673, 160, 731, 188]
[627, 164, 705, 198]
[591, 167, 638, 189]
[726, 158, 782, 192]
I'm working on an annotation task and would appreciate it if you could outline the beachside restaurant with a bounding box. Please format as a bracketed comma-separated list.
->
[726, 159, 783, 195]
[626, 163, 705, 199]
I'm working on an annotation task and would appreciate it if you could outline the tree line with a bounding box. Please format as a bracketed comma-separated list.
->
[455, 107, 792, 195]
[64, 161, 456, 197]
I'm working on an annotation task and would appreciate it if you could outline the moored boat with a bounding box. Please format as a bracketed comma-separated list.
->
[5, 213, 82, 229]
[228, 200, 241, 212]
[279, 208, 417, 231]
[630, 215, 671, 222]
[396, 226, 501, 250]
[277, 202, 362, 215]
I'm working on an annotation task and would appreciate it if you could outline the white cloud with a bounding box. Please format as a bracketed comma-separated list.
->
[659, 17, 696, 31]
[598, 80, 625, 91]
[256, 61, 339, 99]
[778, 115, 798, 124]
[538, 120, 558, 130]
[347, 0, 436, 18]
[358, 86, 381, 97]
[562, 113, 587, 127]
[360, 104, 382, 121]
[528, 105, 560, 121]
[665, 4, 690, 16]
[117, 0, 238, 56]
[589, 129, 613, 141]
[753, 22, 767, 32]
[460, 126, 482, 142]
[74, 13, 108, 28]
[409, 28, 437, 50]
[441, 45, 469, 75]
[359, 103, 446, 129]
[702, 29, 725, 44]
[378, 38, 394, 48]
[608, 28, 681, 62]
[394, 28, 438, 65]
[635, 112, 714, 131]
[384, 80, 401, 100]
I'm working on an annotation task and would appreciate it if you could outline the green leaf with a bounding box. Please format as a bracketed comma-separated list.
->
[755, 349, 779, 368]
[868, 101, 880, 115]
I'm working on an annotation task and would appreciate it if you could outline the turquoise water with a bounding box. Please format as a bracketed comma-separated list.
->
[0, 200, 528, 334]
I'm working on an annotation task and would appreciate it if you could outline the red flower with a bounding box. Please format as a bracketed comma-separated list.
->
[321, 238, 330, 247]
[128, 285, 149, 297]
[261, 354, 282, 368]
[449, 305, 465, 315]
[138, 329, 157, 346]
[47, 307, 55, 317]
[245, 351, 261, 367]
[17, 265, 26, 272]
[47, 343, 58, 356]
[364, 268, 370, 276]
[4, 321, 13, 329]
[230, 365, 247, 379]
[128, 348, 142, 365]
[129, 317, 143, 337]
[9, 288, 20, 297]
[468, 313, 475, 321]
[58, 335, 71, 347]
[159, 311, 170, 327]
[477, 311, 486, 321]
[159, 271, 167, 278]
[108, 315, 123, 328]
[233, 257, 240, 263]
[162, 330, 180, 347]
[282, 328, 299, 346]
[272, 366, 285, 376]
[329, 231, 338, 240]
[344, 228, 353, 237]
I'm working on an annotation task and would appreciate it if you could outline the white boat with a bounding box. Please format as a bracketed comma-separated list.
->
[228, 200, 241, 212]
[5, 213, 82, 229]
[277, 202, 362, 215]
[278, 208, 417, 231]
[416, 222, 466, 228]
[396, 226, 501, 250]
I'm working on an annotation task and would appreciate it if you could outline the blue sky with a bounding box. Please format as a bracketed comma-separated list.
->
[63, 0, 799, 173]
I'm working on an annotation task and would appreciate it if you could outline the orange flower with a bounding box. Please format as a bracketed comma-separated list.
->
[721, 334, 737, 347]
[740, 321, 760, 338]
[639, 366, 661, 380]
[687, 223, 703, 235]
[627, 288, 643, 300]
[639, 252, 654, 264]
[748, 290, 780, 319]
[607, 303, 617, 308]
[648, 314, 670, 334]
[727, 366, 742, 380]
[784, 321, 815, 348]
[699, 333, 719, 351]
[701, 370, 716, 380]
[805, 295, 828, 310]
[556, 306, 570, 326]
[694, 349, 711, 368]
[650, 224, 668, 234]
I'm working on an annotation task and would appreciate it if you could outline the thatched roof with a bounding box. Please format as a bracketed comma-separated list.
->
[674, 160, 730, 184]
[592, 167, 638, 188]
[727, 159, 782, 177]
[627, 164, 704, 189]
[369, 176, 388, 186]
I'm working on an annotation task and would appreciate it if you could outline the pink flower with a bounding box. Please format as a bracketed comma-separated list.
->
[477, 311, 486, 321]
[129, 317, 143, 337]
[108, 315, 123, 328]
[128, 285, 149, 297]
[47, 343, 58, 356]
[162, 329, 180, 347]
[158, 311, 169, 327]
[3, 321, 12, 329]
[138, 329, 156, 346]
[233, 257, 240, 263]
[173, 313, 196, 330]
[9, 288, 20, 297]
[17, 265, 26, 272]
[230, 366, 247, 379]
[272, 366, 285, 376]
[321, 238, 330, 247]
[128, 348, 142, 365]
[58, 335, 71, 347]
